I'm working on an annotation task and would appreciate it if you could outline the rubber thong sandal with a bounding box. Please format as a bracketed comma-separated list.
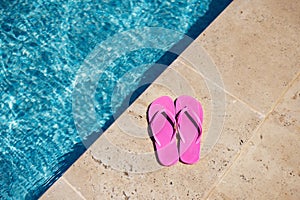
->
[147, 96, 178, 166]
[175, 95, 203, 164]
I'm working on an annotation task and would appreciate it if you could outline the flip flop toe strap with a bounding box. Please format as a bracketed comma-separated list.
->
[149, 106, 176, 147]
[177, 107, 202, 144]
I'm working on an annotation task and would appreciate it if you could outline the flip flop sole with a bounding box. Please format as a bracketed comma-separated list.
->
[148, 96, 178, 166]
[175, 95, 203, 164]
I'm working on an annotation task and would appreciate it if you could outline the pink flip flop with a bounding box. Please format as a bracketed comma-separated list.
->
[175, 95, 203, 164]
[147, 96, 178, 166]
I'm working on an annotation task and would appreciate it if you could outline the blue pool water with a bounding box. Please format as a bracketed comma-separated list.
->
[0, 0, 231, 199]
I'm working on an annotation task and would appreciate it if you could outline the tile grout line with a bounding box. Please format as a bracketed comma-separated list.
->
[178, 57, 265, 117]
[204, 117, 267, 200]
[204, 71, 300, 199]
[61, 176, 87, 200]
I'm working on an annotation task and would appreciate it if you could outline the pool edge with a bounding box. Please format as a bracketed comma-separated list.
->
[39, 1, 235, 199]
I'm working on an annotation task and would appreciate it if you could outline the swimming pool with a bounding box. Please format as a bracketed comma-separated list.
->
[0, 0, 231, 199]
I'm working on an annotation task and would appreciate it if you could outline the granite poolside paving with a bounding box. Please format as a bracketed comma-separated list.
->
[41, 0, 300, 199]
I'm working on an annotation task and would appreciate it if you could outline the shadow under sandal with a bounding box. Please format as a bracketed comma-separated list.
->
[147, 96, 179, 166]
[175, 95, 203, 164]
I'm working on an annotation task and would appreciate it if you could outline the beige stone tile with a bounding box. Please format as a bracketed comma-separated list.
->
[40, 177, 83, 200]
[275, 75, 300, 129]
[62, 59, 262, 199]
[189, 0, 300, 113]
[208, 76, 300, 200]
[208, 192, 232, 200]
